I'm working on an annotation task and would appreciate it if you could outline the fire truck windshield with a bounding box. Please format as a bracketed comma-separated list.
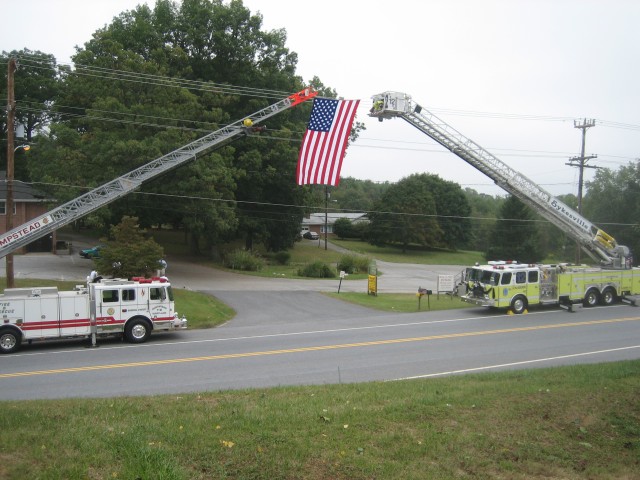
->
[481, 271, 500, 285]
[466, 268, 500, 285]
[466, 268, 481, 281]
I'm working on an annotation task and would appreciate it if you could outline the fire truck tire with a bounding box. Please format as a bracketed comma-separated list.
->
[125, 318, 152, 343]
[600, 288, 617, 306]
[0, 328, 21, 354]
[510, 296, 527, 315]
[583, 289, 599, 307]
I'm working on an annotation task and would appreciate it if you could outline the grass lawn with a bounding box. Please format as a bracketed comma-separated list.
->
[173, 289, 235, 329]
[0, 278, 233, 330]
[325, 291, 474, 313]
[330, 239, 484, 265]
[199, 240, 367, 280]
[1, 360, 638, 479]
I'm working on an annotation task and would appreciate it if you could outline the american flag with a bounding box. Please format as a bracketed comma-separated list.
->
[296, 98, 360, 186]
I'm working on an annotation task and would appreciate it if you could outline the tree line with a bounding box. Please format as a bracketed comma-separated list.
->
[329, 171, 639, 265]
[1, 0, 638, 265]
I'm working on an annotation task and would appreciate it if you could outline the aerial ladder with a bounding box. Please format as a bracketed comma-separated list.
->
[369, 91, 632, 269]
[0, 87, 318, 258]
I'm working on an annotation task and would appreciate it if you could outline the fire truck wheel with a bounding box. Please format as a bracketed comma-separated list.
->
[125, 318, 151, 343]
[0, 328, 21, 354]
[583, 289, 599, 307]
[510, 296, 527, 315]
[600, 288, 617, 306]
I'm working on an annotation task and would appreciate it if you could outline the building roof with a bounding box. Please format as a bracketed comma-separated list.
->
[0, 172, 53, 202]
[302, 212, 368, 226]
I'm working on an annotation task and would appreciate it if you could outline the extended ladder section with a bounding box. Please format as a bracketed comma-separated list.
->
[0, 87, 317, 258]
[370, 91, 631, 268]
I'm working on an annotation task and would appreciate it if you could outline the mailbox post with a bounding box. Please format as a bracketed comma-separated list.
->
[417, 287, 432, 310]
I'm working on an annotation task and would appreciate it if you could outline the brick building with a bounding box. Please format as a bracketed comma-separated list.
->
[0, 172, 55, 253]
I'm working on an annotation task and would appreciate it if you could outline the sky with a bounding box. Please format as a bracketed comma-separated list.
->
[2, 0, 639, 197]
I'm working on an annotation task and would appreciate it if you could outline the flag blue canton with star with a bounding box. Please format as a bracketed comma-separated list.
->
[308, 99, 338, 132]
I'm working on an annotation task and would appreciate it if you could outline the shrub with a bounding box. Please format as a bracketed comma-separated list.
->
[272, 251, 291, 265]
[337, 254, 371, 274]
[352, 222, 369, 240]
[333, 218, 354, 239]
[224, 249, 264, 271]
[297, 261, 336, 278]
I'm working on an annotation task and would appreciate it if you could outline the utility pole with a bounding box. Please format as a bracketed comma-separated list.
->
[566, 118, 598, 263]
[566, 118, 597, 213]
[5, 58, 17, 288]
[324, 186, 328, 250]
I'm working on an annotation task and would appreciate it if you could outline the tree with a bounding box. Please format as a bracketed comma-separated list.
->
[24, 0, 331, 253]
[416, 174, 472, 250]
[583, 161, 640, 259]
[330, 177, 390, 212]
[95, 216, 164, 278]
[1, 50, 60, 178]
[333, 217, 355, 239]
[463, 188, 504, 251]
[1, 50, 59, 137]
[484, 195, 545, 263]
[233, 127, 309, 252]
[368, 173, 472, 252]
[368, 175, 442, 252]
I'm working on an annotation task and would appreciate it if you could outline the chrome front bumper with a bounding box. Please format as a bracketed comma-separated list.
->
[461, 295, 495, 307]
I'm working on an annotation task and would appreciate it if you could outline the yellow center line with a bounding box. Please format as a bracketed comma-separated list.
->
[2, 316, 639, 379]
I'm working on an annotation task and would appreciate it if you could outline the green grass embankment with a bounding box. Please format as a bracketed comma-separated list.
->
[1, 361, 638, 479]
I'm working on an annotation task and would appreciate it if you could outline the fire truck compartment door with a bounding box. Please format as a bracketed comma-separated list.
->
[59, 295, 91, 336]
[24, 296, 60, 338]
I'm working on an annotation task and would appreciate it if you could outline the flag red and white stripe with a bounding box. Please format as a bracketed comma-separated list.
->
[296, 98, 360, 186]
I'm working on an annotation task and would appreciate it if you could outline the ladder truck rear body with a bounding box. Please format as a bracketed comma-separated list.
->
[370, 91, 639, 312]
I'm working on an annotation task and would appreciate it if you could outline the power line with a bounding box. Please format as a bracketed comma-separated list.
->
[15, 179, 639, 228]
[5, 55, 640, 132]
[9, 54, 292, 100]
[10, 103, 637, 166]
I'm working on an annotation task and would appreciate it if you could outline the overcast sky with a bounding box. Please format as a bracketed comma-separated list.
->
[2, 0, 639, 196]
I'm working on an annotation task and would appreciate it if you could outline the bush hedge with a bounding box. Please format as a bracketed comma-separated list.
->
[224, 249, 264, 271]
[297, 261, 336, 278]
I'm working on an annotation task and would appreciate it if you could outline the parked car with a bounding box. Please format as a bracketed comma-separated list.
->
[80, 245, 104, 259]
[303, 231, 319, 240]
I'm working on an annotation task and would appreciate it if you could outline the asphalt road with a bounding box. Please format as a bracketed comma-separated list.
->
[1, 303, 639, 400]
[1, 247, 639, 400]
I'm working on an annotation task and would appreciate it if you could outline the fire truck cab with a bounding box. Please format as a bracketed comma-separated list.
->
[463, 261, 543, 314]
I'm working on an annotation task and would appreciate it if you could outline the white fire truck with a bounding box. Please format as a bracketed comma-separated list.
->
[0, 277, 187, 353]
[370, 91, 640, 313]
